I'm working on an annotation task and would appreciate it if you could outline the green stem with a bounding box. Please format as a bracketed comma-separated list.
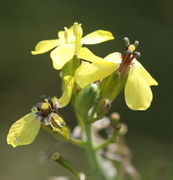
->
[52, 153, 81, 179]
[95, 124, 121, 151]
[79, 115, 107, 180]
[95, 137, 112, 151]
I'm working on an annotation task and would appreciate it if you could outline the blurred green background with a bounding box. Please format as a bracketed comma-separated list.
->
[1, 0, 173, 179]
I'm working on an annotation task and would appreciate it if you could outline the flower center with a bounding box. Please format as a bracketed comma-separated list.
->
[118, 37, 140, 77]
[32, 95, 59, 118]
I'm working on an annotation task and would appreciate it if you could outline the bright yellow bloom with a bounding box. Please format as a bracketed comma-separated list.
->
[75, 44, 158, 110]
[31, 22, 114, 70]
[7, 96, 70, 147]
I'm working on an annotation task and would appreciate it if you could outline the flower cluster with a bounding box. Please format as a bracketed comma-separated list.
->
[7, 22, 158, 148]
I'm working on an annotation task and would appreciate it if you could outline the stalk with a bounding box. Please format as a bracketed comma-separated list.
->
[77, 114, 107, 180]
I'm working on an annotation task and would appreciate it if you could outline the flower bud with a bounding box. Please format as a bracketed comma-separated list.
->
[96, 99, 111, 118]
[119, 123, 128, 136]
[75, 83, 100, 118]
[110, 112, 120, 126]
[110, 112, 120, 122]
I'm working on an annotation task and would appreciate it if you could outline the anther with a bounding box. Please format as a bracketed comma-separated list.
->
[124, 37, 130, 47]
[33, 104, 41, 111]
[47, 96, 54, 109]
[40, 95, 46, 102]
[133, 51, 141, 58]
[134, 40, 139, 48]
[47, 96, 52, 103]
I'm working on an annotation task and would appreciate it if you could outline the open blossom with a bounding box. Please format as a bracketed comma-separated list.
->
[31, 22, 114, 70]
[6, 75, 74, 148]
[75, 38, 158, 110]
[7, 98, 69, 147]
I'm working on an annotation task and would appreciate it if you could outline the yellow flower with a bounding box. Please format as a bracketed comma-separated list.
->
[75, 38, 158, 110]
[7, 96, 70, 147]
[31, 22, 114, 70]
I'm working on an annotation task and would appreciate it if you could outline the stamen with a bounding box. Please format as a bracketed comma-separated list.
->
[133, 51, 141, 58]
[40, 95, 46, 102]
[47, 96, 54, 111]
[122, 50, 131, 63]
[134, 40, 139, 48]
[124, 37, 130, 47]
[33, 103, 41, 111]
[128, 51, 141, 62]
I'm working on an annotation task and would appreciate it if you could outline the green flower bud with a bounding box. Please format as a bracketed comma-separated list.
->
[96, 99, 111, 119]
[75, 83, 100, 118]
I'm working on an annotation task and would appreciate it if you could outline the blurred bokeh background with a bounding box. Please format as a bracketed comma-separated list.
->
[1, 0, 173, 179]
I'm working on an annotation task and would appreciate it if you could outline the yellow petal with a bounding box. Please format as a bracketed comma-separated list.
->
[58, 76, 74, 107]
[75, 61, 118, 88]
[125, 66, 153, 110]
[7, 112, 41, 147]
[82, 30, 114, 45]
[50, 44, 75, 70]
[49, 113, 70, 139]
[135, 60, 158, 86]
[104, 52, 122, 63]
[77, 47, 105, 63]
[58, 31, 65, 40]
[67, 25, 76, 43]
[31, 39, 60, 55]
